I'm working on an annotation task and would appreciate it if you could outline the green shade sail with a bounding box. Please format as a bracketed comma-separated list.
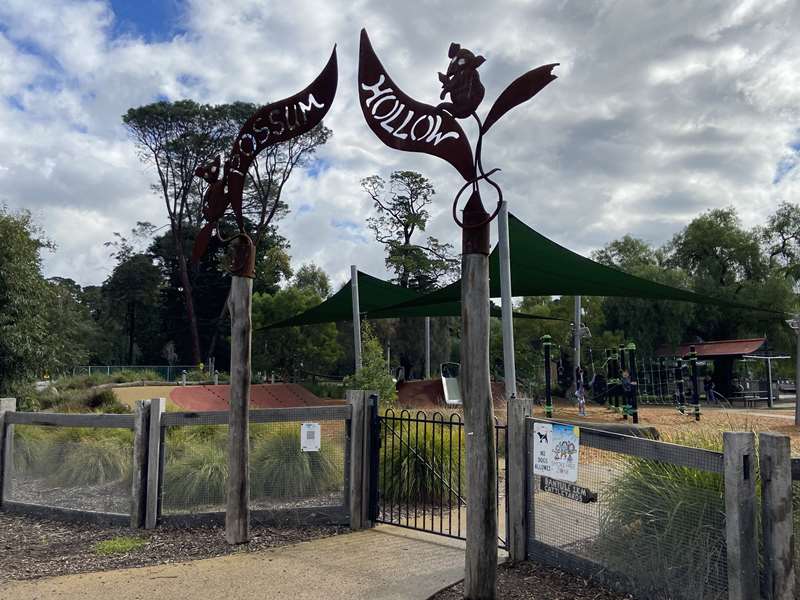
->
[261, 212, 779, 331]
[385, 213, 781, 313]
[260, 270, 560, 330]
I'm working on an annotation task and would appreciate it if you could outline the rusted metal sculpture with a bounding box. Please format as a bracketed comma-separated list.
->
[192, 47, 339, 276]
[358, 29, 556, 599]
[191, 47, 338, 546]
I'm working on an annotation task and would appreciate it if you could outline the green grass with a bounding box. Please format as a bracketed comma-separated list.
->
[251, 425, 340, 498]
[593, 430, 727, 599]
[380, 419, 466, 504]
[94, 536, 147, 555]
[163, 443, 229, 509]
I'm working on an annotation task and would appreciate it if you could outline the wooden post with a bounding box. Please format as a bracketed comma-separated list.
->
[507, 397, 534, 562]
[461, 190, 497, 600]
[723, 431, 759, 600]
[145, 397, 164, 529]
[227, 275, 252, 544]
[0, 398, 17, 506]
[498, 201, 516, 401]
[347, 390, 366, 530]
[351, 265, 362, 372]
[759, 432, 796, 600]
[130, 399, 151, 528]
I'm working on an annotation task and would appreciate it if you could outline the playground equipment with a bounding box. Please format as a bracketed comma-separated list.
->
[441, 362, 463, 405]
[542, 335, 554, 418]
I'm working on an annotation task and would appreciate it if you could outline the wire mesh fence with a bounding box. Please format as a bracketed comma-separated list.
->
[6, 424, 133, 515]
[374, 409, 508, 548]
[160, 409, 348, 518]
[527, 419, 727, 600]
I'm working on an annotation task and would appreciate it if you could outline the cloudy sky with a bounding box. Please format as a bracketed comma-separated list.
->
[1, 0, 799, 289]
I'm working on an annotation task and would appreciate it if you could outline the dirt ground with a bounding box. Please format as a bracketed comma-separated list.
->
[432, 561, 634, 600]
[0, 512, 345, 583]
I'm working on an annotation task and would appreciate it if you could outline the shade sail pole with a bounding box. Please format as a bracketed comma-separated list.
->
[499, 201, 517, 400]
[574, 295, 582, 372]
[351, 265, 362, 372]
[425, 317, 431, 380]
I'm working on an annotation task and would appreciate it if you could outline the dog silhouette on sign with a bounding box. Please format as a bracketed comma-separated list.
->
[536, 431, 549, 444]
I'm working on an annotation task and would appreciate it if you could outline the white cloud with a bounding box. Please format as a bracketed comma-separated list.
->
[0, 0, 798, 286]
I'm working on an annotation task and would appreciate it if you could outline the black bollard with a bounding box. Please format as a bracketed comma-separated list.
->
[620, 344, 628, 420]
[628, 343, 639, 424]
[688, 345, 700, 421]
[542, 335, 553, 418]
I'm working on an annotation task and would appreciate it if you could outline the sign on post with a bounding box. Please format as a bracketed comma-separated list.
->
[533, 422, 580, 482]
[301, 423, 321, 452]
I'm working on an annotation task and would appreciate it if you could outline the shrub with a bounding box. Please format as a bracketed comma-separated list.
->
[343, 323, 396, 406]
[13, 425, 53, 474]
[163, 442, 228, 509]
[380, 418, 465, 505]
[48, 431, 132, 488]
[593, 431, 726, 599]
[251, 425, 340, 498]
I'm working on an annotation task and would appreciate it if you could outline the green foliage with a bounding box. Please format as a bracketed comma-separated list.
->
[344, 324, 397, 406]
[164, 442, 228, 509]
[252, 267, 342, 380]
[251, 425, 340, 498]
[300, 381, 345, 399]
[94, 536, 146, 555]
[594, 431, 726, 599]
[380, 418, 465, 504]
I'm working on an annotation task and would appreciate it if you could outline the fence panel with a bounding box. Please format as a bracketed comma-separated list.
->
[2, 414, 135, 522]
[159, 407, 350, 525]
[527, 419, 727, 600]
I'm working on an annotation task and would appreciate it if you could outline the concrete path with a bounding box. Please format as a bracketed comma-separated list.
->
[0, 526, 466, 600]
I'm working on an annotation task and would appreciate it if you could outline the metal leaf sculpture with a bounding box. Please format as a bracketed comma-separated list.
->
[357, 30, 557, 236]
[481, 63, 558, 134]
[358, 29, 475, 182]
[192, 47, 339, 276]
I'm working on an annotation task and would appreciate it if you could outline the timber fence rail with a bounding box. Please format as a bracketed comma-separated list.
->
[0, 398, 353, 530]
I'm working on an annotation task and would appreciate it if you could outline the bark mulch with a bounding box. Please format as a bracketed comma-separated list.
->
[431, 561, 635, 600]
[0, 512, 345, 583]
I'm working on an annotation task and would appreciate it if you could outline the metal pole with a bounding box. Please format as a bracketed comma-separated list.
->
[628, 343, 639, 424]
[766, 356, 774, 408]
[351, 265, 362, 372]
[542, 335, 553, 418]
[573, 295, 581, 373]
[498, 201, 516, 400]
[387, 340, 391, 375]
[424, 317, 431, 380]
[795, 331, 800, 426]
[689, 346, 700, 421]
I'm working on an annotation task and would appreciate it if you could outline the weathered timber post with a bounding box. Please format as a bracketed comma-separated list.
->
[347, 390, 366, 530]
[498, 201, 516, 401]
[507, 397, 535, 561]
[131, 399, 151, 528]
[759, 432, 796, 600]
[0, 398, 17, 506]
[227, 266, 253, 545]
[723, 431, 759, 600]
[462, 192, 497, 599]
[145, 396, 164, 529]
[424, 317, 431, 380]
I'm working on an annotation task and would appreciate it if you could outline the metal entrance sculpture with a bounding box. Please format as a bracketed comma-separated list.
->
[358, 29, 556, 598]
[192, 48, 338, 545]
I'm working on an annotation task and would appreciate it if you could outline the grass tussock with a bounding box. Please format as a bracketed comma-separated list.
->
[93, 536, 146, 555]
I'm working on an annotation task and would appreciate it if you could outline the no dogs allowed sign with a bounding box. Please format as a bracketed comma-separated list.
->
[533, 423, 580, 482]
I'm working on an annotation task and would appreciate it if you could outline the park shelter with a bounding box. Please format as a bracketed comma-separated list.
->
[657, 337, 768, 398]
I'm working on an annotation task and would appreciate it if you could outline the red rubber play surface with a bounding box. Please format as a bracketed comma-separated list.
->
[169, 384, 344, 411]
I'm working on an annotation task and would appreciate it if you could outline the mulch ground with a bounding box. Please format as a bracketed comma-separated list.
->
[432, 561, 634, 600]
[0, 512, 346, 583]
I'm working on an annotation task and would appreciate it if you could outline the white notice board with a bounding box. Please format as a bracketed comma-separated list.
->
[301, 422, 321, 452]
[533, 422, 580, 482]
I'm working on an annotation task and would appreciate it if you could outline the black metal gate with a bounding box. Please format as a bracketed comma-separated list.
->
[370, 408, 508, 549]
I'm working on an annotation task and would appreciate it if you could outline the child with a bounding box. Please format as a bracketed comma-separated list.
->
[576, 385, 586, 416]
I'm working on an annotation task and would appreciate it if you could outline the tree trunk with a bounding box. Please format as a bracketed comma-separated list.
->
[176, 247, 203, 365]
